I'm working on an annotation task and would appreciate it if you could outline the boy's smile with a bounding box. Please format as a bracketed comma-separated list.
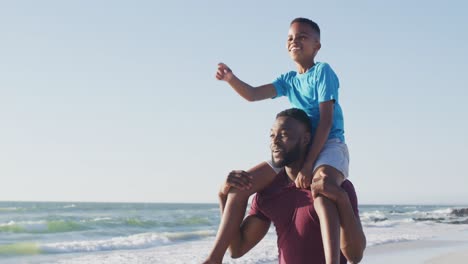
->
[289, 46, 302, 53]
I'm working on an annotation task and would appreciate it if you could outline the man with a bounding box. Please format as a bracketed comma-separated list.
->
[215, 108, 365, 264]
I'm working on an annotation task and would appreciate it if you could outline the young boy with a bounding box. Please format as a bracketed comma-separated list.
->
[204, 18, 349, 264]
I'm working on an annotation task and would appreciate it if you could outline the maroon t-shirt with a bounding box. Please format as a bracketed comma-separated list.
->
[249, 170, 359, 264]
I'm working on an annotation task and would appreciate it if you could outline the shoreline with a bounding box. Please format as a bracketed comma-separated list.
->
[1, 202, 467, 264]
[7, 235, 468, 264]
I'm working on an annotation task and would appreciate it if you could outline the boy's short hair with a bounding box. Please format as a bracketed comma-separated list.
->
[290, 17, 320, 38]
[276, 108, 312, 133]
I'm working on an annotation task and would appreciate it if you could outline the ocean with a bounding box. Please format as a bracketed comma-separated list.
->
[0, 202, 467, 264]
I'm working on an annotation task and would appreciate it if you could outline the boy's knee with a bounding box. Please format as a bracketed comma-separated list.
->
[314, 165, 345, 185]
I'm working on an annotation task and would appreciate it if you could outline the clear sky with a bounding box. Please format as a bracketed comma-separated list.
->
[1, 0, 467, 204]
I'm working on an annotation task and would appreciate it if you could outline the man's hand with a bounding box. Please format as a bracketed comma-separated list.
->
[219, 170, 253, 197]
[295, 167, 313, 189]
[311, 171, 346, 202]
[215, 63, 234, 82]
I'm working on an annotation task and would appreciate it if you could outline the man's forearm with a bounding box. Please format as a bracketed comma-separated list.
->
[336, 192, 366, 263]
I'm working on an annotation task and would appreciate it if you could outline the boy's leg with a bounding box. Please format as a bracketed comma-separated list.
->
[204, 162, 278, 263]
[313, 165, 345, 264]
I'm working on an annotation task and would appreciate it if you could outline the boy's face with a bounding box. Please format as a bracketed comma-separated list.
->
[287, 22, 321, 62]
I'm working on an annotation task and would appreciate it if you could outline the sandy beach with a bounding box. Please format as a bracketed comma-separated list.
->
[363, 236, 468, 263]
[425, 248, 468, 263]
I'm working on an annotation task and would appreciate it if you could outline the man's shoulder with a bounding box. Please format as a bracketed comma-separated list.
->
[341, 179, 355, 192]
[340, 180, 357, 199]
[257, 170, 289, 196]
[340, 180, 359, 214]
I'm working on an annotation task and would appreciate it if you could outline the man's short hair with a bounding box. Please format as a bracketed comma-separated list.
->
[290, 17, 320, 38]
[276, 108, 312, 133]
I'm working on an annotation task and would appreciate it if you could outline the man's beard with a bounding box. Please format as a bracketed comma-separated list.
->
[271, 142, 302, 168]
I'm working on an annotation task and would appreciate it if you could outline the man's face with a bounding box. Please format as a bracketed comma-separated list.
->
[270, 116, 309, 167]
[287, 22, 321, 62]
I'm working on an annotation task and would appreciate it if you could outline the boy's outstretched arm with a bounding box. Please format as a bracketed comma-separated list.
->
[216, 63, 277, 102]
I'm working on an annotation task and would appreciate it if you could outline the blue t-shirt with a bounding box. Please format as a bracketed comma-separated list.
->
[272, 62, 345, 142]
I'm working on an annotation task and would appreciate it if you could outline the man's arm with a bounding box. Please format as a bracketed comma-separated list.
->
[311, 172, 366, 263]
[335, 190, 366, 263]
[229, 215, 271, 258]
[217, 171, 271, 258]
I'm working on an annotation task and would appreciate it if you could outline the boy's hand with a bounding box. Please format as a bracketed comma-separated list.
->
[219, 170, 253, 197]
[295, 167, 313, 189]
[216, 63, 234, 82]
[311, 171, 346, 202]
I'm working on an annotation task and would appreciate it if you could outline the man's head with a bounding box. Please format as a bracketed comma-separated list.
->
[270, 108, 312, 167]
[287, 18, 321, 63]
